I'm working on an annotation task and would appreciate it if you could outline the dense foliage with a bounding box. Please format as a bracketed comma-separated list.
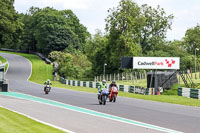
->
[1, 0, 200, 80]
[0, 0, 23, 49]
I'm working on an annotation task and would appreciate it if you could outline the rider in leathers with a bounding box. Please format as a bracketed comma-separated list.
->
[44, 79, 52, 92]
[98, 80, 107, 93]
[109, 80, 118, 94]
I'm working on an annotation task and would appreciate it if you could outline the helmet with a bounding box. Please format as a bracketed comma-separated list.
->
[47, 79, 50, 82]
[112, 80, 116, 84]
[102, 80, 106, 84]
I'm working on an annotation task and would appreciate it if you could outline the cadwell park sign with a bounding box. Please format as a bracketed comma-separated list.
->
[133, 57, 180, 70]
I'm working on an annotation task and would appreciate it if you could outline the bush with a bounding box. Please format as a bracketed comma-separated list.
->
[162, 84, 181, 95]
[49, 51, 92, 80]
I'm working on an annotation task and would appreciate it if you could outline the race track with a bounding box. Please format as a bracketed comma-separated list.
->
[0, 52, 200, 133]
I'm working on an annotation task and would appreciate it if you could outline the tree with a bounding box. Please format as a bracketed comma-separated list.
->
[85, 30, 108, 75]
[140, 4, 174, 53]
[0, 0, 23, 49]
[19, 7, 41, 51]
[49, 51, 92, 80]
[104, 0, 174, 73]
[183, 24, 200, 54]
[105, 0, 143, 73]
[61, 10, 90, 53]
[20, 7, 89, 55]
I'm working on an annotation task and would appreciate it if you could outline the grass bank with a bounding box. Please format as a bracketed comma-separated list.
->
[1, 51, 200, 107]
[0, 107, 66, 133]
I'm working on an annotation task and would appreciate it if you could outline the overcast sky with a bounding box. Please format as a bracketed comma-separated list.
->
[14, 0, 200, 41]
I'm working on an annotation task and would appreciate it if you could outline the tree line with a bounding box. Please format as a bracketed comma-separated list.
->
[1, 0, 200, 80]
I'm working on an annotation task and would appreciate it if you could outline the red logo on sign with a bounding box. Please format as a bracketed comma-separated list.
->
[165, 59, 175, 67]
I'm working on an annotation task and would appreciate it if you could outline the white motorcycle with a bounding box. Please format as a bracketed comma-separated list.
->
[44, 84, 51, 94]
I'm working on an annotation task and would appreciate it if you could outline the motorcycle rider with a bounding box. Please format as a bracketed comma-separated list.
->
[109, 80, 118, 93]
[98, 80, 107, 93]
[44, 79, 52, 92]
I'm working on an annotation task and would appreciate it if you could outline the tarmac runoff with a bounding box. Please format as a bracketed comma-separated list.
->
[0, 92, 183, 133]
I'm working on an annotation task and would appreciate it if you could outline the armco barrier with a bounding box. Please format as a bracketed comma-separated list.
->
[96, 82, 100, 88]
[62, 78, 156, 95]
[83, 81, 86, 87]
[77, 81, 80, 86]
[129, 86, 134, 93]
[178, 87, 200, 99]
[68, 80, 71, 86]
[119, 85, 124, 91]
[89, 82, 93, 88]
[178, 87, 182, 96]
[73, 81, 75, 86]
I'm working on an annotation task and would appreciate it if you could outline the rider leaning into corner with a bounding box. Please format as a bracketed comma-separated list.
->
[108, 80, 118, 93]
[98, 80, 107, 93]
[44, 79, 52, 92]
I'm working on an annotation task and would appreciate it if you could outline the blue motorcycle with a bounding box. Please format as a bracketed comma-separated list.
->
[98, 87, 109, 105]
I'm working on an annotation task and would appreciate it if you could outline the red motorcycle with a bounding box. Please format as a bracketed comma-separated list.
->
[109, 86, 118, 102]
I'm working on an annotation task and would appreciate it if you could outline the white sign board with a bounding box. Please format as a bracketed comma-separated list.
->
[133, 57, 180, 69]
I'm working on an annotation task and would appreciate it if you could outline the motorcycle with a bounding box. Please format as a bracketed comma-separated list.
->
[98, 87, 109, 105]
[44, 84, 51, 94]
[109, 86, 118, 102]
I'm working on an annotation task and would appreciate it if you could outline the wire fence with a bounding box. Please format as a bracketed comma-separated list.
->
[94, 68, 200, 87]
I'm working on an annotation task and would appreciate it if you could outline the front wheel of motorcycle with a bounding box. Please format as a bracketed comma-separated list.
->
[109, 96, 112, 102]
[45, 90, 48, 94]
[113, 94, 116, 102]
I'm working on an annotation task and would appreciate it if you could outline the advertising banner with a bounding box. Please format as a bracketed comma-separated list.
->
[133, 57, 180, 69]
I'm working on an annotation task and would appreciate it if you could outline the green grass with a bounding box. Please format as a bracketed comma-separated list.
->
[0, 56, 8, 72]
[117, 92, 200, 106]
[0, 107, 66, 133]
[1, 51, 200, 107]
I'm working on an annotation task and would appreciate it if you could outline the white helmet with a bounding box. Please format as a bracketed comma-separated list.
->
[102, 80, 106, 84]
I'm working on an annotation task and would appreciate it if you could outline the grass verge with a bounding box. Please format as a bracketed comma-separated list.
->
[0, 107, 66, 133]
[1, 51, 200, 107]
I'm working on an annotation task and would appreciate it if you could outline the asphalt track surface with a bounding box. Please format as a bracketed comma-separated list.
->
[0, 52, 200, 133]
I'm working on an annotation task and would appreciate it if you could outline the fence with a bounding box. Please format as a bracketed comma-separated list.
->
[94, 69, 200, 88]
[59, 77, 155, 95]
[94, 71, 147, 82]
